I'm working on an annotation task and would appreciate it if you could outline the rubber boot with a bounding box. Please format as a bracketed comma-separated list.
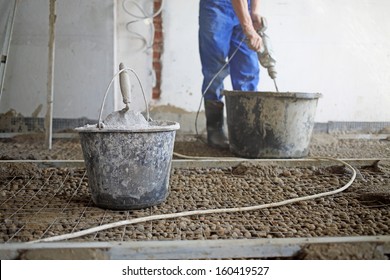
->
[204, 100, 229, 149]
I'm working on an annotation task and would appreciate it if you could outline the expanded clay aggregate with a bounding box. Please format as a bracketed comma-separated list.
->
[1, 133, 390, 160]
[0, 162, 389, 243]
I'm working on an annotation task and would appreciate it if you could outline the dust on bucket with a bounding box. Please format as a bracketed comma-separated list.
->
[76, 64, 180, 210]
[223, 90, 322, 159]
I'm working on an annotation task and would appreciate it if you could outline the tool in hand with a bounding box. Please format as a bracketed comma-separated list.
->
[256, 17, 279, 92]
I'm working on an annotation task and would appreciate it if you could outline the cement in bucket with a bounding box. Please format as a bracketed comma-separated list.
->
[224, 90, 322, 159]
[75, 65, 180, 210]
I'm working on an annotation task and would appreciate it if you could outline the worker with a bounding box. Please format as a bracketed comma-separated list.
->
[199, 0, 263, 149]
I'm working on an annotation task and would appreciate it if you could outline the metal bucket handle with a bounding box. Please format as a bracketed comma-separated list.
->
[97, 65, 150, 129]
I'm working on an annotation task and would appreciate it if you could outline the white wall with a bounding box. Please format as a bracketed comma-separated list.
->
[115, 0, 154, 113]
[157, 0, 390, 123]
[1, 0, 389, 126]
[158, 0, 202, 112]
[0, 0, 115, 120]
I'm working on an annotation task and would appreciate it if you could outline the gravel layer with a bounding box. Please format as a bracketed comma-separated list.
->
[0, 133, 389, 259]
[1, 163, 389, 246]
[1, 133, 389, 160]
[173, 133, 390, 159]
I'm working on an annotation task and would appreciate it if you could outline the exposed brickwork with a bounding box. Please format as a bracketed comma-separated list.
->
[152, 0, 163, 99]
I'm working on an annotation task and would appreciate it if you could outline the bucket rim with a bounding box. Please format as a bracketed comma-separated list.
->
[223, 90, 322, 99]
[75, 120, 180, 133]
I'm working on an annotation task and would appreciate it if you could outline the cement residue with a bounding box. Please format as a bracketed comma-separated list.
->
[76, 108, 179, 132]
[103, 109, 149, 129]
[19, 248, 109, 260]
[149, 104, 191, 114]
[298, 243, 387, 260]
[379, 126, 390, 134]
[0, 109, 28, 133]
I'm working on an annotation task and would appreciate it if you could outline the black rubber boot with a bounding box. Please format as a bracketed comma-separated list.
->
[204, 100, 229, 149]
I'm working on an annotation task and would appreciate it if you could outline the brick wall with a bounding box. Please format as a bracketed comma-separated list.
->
[152, 0, 163, 99]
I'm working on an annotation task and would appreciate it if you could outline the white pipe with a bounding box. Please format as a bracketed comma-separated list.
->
[45, 0, 56, 150]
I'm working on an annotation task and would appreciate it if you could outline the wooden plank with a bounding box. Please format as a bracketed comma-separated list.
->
[0, 132, 79, 139]
[338, 134, 390, 140]
[0, 158, 388, 169]
[171, 158, 389, 169]
[0, 236, 389, 260]
[0, 160, 85, 168]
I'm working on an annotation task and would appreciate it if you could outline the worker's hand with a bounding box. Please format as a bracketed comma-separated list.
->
[251, 12, 263, 30]
[243, 12, 263, 52]
[245, 29, 263, 52]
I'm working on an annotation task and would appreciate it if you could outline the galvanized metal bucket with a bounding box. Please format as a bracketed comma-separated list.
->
[76, 66, 180, 210]
[76, 122, 179, 210]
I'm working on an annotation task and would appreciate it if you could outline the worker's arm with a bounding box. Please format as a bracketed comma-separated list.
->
[231, 0, 262, 51]
[250, 0, 262, 30]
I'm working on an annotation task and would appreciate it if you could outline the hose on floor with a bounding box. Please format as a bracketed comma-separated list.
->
[27, 157, 356, 243]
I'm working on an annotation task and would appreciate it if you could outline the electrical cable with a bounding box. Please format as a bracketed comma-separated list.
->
[123, 0, 164, 19]
[195, 38, 245, 143]
[122, 0, 164, 52]
[121, 1, 243, 142]
[27, 157, 356, 243]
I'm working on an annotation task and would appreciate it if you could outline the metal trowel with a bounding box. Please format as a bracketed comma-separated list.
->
[102, 63, 149, 129]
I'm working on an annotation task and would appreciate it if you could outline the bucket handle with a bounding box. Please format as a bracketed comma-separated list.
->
[97, 65, 150, 129]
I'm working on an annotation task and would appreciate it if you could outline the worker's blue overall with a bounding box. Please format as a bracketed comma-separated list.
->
[199, 0, 260, 101]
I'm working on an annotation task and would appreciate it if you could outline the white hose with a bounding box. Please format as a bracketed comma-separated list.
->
[122, 0, 164, 52]
[28, 157, 356, 243]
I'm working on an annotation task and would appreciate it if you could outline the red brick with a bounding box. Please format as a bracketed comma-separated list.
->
[152, 0, 164, 99]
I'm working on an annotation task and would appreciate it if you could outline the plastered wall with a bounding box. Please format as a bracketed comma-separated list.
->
[156, 0, 390, 123]
[115, 0, 155, 113]
[0, 0, 115, 120]
[1, 0, 390, 129]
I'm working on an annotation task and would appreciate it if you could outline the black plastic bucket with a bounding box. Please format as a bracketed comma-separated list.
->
[224, 90, 322, 159]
